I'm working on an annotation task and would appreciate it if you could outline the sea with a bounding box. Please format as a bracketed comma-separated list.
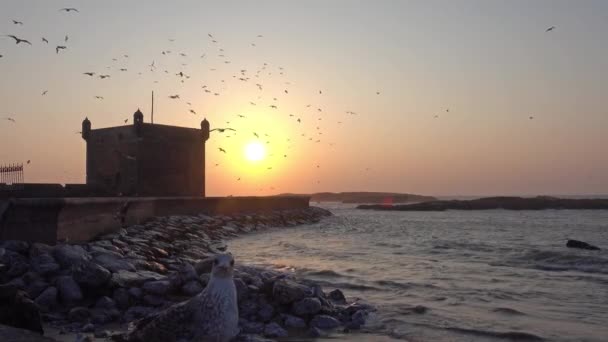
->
[229, 203, 608, 342]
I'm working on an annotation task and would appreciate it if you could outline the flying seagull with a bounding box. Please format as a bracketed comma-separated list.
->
[41, 90, 48, 96]
[56, 45, 67, 54]
[64, 35, 68, 42]
[168, 94, 180, 99]
[99, 74, 110, 79]
[41, 37, 48, 43]
[6, 35, 31, 45]
[59, 8, 79, 13]
[124, 119, 128, 123]
[95, 96, 104, 100]
[546, 26, 556, 32]
[210, 128, 236, 133]
[4, 117, 16, 123]
[219, 147, 226, 153]
[189, 109, 197, 115]
[12, 20, 23, 25]
[83, 72, 95, 76]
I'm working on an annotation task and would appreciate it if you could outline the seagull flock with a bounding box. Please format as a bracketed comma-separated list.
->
[1, 6, 558, 191]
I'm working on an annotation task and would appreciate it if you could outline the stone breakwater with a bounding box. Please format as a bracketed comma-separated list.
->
[0, 206, 375, 341]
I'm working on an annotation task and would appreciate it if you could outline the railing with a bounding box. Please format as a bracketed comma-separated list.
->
[0, 163, 24, 189]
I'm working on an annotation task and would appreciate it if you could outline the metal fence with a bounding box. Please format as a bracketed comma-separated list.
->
[0, 163, 24, 186]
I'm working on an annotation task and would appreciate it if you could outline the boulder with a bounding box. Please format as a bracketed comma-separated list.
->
[112, 288, 130, 310]
[94, 296, 116, 310]
[68, 307, 91, 323]
[111, 270, 164, 287]
[0, 324, 56, 341]
[71, 261, 111, 288]
[272, 279, 311, 304]
[310, 315, 341, 330]
[93, 252, 136, 272]
[1, 240, 30, 254]
[53, 245, 90, 268]
[123, 306, 154, 322]
[55, 276, 83, 305]
[566, 239, 600, 251]
[328, 289, 347, 304]
[283, 314, 306, 329]
[292, 297, 322, 316]
[181, 280, 203, 296]
[0, 284, 43, 334]
[29, 253, 60, 276]
[34, 287, 58, 312]
[257, 303, 275, 322]
[263, 322, 288, 338]
[240, 320, 265, 334]
[142, 280, 172, 295]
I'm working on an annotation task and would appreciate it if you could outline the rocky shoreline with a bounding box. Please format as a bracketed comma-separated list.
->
[0, 206, 376, 341]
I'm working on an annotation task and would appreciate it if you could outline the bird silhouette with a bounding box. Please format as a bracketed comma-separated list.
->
[124, 119, 128, 123]
[237, 114, 246, 118]
[219, 148, 226, 153]
[12, 20, 23, 25]
[253, 132, 259, 138]
[210, 128, 235, 133]
[59, 8, 79, 13]
[189, 109, 197, 115]
[0, 54, 3, 58]
[99, 74, 110, 79]
[6, 35, 31, 45]
[270, 105, 277, 109]
[376, 91, 380, 95]
[4, 117, 16, 123]
[41, 37, 48, 43]
[83, 72, 95, 76]
[529, 116, 534, 120]
[56, 45, 67, 54]
[546, 26, 556, 32]
[169, 95, 180, 99]
[95, 96, 104, 100]
[26, 160, 30, 164]
[41, 90, 48, 96]
[64, 35, 68, 42]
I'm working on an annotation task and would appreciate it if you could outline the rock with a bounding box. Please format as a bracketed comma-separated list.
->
[68, 307, 91, 323]
[142, 295, 165, 307]
[3, 250, 29, 278]
[0, 324, 56, 341]
[234, 278, 248, 300]
[0, 284, 43, 334]
[53, 245, 90, 268]
[272, 279, 311, 304]
[93, 252, 136, 272]
[310, 315, 341, 330]
[91, 308, 120, 325]
[308, 327, 322, 338]
[263, 322, 288, 338]
[142, 280, 172, 295]
[111, 270, 164, 287]
[128, 287, 144, 300]
[328, 289, 346, 304]
[1, 240, 30, 253]
[94, 296, 116, 310]
[123, 306, 154, 322]
[71, 261, 111, 288]
[257, 303, 275, 322]
[25, 279, 50, 299]
[34, 287, 58, 312]
[566, 239, 600, 251]
[346, 309, 367, 329]
[240, 320, 265, 334]
[29, 253, 60, 276]
[283, 314, 306, 329]
[181, 280, 203, 296]
[55, 276, 83, 305]
[82, 323, 95, 333]
[94, 330, 110, 338]
[292, 297, 322, 316]
[112, 288, 130, 310]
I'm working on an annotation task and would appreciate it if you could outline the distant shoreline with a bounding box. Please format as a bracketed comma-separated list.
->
[277, 192, 437, 204]
[357, 196, 608, 211]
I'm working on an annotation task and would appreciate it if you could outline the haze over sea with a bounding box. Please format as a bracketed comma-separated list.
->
[230, 203, 608, 341]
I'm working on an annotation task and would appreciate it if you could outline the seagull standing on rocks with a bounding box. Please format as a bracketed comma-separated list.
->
[122, 253, 239, 342]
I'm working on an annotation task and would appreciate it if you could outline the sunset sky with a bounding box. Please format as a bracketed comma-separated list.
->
[1, 1, 607, 196]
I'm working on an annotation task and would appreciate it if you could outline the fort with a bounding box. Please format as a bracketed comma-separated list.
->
[0, 109, 309, 244]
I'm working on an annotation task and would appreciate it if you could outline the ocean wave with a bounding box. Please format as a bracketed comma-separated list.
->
[507, 249, 608, 274]
[444, 327, 545, 341]
[492, 307, 526, 315]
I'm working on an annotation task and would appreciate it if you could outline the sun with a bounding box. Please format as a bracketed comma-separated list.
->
[244, 142, 266, 162]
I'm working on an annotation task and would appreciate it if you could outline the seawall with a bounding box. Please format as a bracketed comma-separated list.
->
[0, 196, 310, 244]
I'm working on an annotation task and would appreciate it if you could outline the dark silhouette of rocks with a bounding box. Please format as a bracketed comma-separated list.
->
[0, 284, 43, 334]
[357, 196, 608, 211]
[566, 239, 600, 251]
[278, 192, 436, 204]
